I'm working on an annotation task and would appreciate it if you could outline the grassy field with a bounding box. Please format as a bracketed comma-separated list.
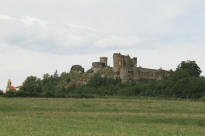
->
[0, 97, 205, 136]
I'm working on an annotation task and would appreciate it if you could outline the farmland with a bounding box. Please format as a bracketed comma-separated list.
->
[0, 97, 205, 136]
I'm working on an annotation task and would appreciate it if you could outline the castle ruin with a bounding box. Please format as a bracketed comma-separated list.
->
[90, 53, 170, 82]
[92, 57, 108, 73]
[69, 53, 170, 83]
[113, 53, 170, 82]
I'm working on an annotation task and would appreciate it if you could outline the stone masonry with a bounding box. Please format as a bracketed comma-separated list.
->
[70, 53, 170, 82]
[113, 53, 170, 82]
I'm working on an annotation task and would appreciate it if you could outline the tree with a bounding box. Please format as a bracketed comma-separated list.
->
[168, 70, 191, 81]
[176, 60, 202, 77]
[164, 61, 205, 98]
[59, 72, 70, 83]
[21, 76, 42, 96]
[53, 70, 59, 82]
[0, 90, 3, 96]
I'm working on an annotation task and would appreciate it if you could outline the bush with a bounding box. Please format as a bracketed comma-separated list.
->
[0, 90, 3, 96]
[4, 90, 17, 97]
[200, 95, 205, 101]
[21, 76, 42, 96]
[162, 76, 205, 99]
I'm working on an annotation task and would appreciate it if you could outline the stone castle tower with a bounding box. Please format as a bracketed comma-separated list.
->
[113, 53, 170, 82]
[113, 53, 137, 82]
[92, 57, 108, 73]
[100, 57, 108, 66]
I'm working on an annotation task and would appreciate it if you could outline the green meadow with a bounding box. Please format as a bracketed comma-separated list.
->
[0, 97, 205, 136]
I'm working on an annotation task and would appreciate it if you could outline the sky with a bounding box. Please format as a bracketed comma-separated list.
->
[0, 0, 205, 90]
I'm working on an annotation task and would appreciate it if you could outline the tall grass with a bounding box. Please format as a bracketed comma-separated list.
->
[0, 97, 205, 136]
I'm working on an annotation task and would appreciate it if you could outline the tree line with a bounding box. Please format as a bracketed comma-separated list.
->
[1, 60, 205, 99]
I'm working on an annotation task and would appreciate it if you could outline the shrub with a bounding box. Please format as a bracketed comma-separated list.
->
[4, 90, 17, 97]
[0, 90, 3, 96]
[21, 76, 42, 96]
[200, 95, 205, 101]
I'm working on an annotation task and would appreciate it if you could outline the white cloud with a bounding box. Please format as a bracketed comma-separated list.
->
[20, 16, 47, 26]
[0, 15, 141, 54]
[0, 14, 13, 20]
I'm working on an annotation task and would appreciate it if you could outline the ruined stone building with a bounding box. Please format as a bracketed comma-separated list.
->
[69, 53, 170, 83]
[113, 53, 170, 82]
[92, 57, 108, 73]
[89, 53, 170, 82]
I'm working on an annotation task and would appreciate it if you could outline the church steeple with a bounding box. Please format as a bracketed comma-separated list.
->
[6, 79, 12, 92]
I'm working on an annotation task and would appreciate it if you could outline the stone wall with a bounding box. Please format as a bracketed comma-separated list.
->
[100, 57, 108, 66]
[92, 62, 106, 73]
[135, 67, 170, 80]
[87, 53, 170, 82]
[113, 53, 169, 81]
[113, 53, 137, 81]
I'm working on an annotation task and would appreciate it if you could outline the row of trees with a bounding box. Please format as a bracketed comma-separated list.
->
[4, 60, 205, 99]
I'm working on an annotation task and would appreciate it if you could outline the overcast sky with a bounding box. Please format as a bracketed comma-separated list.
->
[0, 0, 205, 90]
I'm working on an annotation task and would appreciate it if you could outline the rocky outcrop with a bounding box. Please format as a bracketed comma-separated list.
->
[70, 65, 84, 73]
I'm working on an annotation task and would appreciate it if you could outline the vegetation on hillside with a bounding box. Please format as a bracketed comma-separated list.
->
[4, 60, 205, 99]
